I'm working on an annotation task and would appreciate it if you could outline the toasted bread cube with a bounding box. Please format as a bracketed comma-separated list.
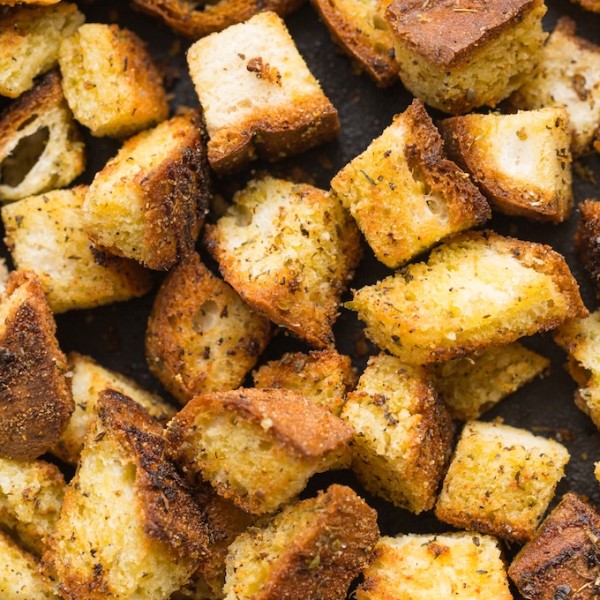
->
[440, 108, 573, 223]
[146, 252, 272, 405]
[431, 342, 549, 421]
[384, 0, 546, 114]
[348, 230, 587, 365]
[43, 391, 211, 600]
[573, 0, 600, 10]
[331, 100, 490, 268]
[167, 388, 353, 514]
[0, 271, 73, 460]
[575, 199, 600, 299]
[341, 354, 454, 514]
[205, 177, 360, 348]
[83, 111, 210, 271]
[224, 484, 379, 600]
[187, 12, 339, 173]
[58, 23, 168, 138]
[2, 187, 152, 313]
[435, 421, 570, 543]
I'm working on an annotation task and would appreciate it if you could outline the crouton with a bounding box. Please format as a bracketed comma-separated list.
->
[348, 230, 587, 365]
[205, 177, 360, 348]
[52, 352, 175, 465]
[167, 388, 353, 515]
[509, 492, 600, 600]
[58, 23, 168, 138]
[435, 421, 570, 543]
[0, 3, 83, 99]
[575, 199, 600, 298]
[146, 252, 272, 405]
[43, 391, 211, 600]
[224, 484, 379, 600]
[2, 186, 153, 314]
[0, 271, 73, 460]
[187, 12, 339, 173]
[573, 0, 600, 11]
[431, 342, 549, 421]
[331, 99, 490, 268]
[83, 111, 210, 271]
[440, 107, 573, 223]
[512, 17, 600, 156]
[253, 349, 356, 416]
[357, 533, 512, 600]
[341, 354, 454, 514]
[0, 71, 84, 203]
[384, 0, 547, 114]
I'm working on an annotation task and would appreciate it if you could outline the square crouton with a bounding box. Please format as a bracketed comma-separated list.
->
[42, 391, 211, 600]
[509, 492, 600, 600]
[348, 230, 587, 365]
[58, 23, 168, 138]
[384, 0, 547, 114]
[224, 485, 379, 600]
[83, 111, 210, 271]
[331, 99, 490, 268]
[167, 388, 353, 515]
[146, 252, 272, 405]
[0, 71, 84, 203]
[440, 107, 573, 223]
[205, 176, 360, 348]
[0, 271, 73, 461]
[431, 342, 549, 421]
[187, 11, 339, 173]
[575, 199, 600, 299]
[341, 354, 454, 514]
[435, 421, 570, 543]
[2, 186, 152, 313]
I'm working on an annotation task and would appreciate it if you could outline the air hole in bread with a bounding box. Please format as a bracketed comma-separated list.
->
[16, 114, 39, 132]
[193, 300, 220, 332]
[0, 127, 49, 188]
[234, 204, 253, 227]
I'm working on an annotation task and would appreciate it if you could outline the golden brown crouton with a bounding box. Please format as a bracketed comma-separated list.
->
[385, 0, 547, 114]
[58, 23, 168, 138]
[224, 484, 379, 600]
[341, 354, 454, 514]
[167, 388, 353, 515]
[2, 186, 152, 313]
[0, 71, 84, 203]
[146, 252, 272, 405]
[0, 271, 73, 460]
[205, 176, 360, 348]
[187, 12, 339, 173]
[43, 391, 211, 600]
[440, 107, 573, 223]
[573, 0, 600, 11]
[348, 230, 587, 365]
[331, 99, 490, 268]
[435, 421, 570, 543]
[84, 111, 210, 271]
[357, 533, 512, 600]
[575, 199, 600, 299]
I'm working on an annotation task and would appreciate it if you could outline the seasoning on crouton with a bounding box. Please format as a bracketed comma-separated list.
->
[224, 484, 379, 600]
[187, 12, 339, 173]
[205, 176, 360, 348]
[435, 421, 570, 543]
[384, 0, 547, 114]
[0, 71, 84, 203]
[575, 199, 600, 298]
[440, 107, 573, 223]
[0, 271, 73, 461]
[348, 230, 587, 365]
[43, 391, 211, 600]
[341, 354, 454, 514]
[52, 352, 175, 465]
[146, 252, 272, 405]
[509, 492, 600, 600]
[58, 23, 168, 138]
[357, 533, 512, 600]
[512, 17, 600, 156]
[84, 111, 210, 271]
[431, 342, 549, 421]
[331, 99, 490, 268]
[167, 388, 353, 515]
[2, 187, 152, 314]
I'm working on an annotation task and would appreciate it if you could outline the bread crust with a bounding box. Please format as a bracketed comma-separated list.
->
[575, 200, 600, 298]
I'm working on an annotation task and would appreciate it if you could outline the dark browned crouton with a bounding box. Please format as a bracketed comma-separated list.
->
[576, 200, 600, 298]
